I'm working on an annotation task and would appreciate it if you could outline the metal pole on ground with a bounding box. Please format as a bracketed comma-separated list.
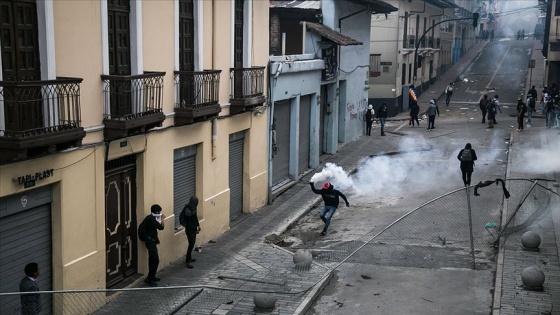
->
[466, 186, 476, 269]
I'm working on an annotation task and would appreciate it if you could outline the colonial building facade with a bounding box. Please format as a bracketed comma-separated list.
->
[368, 0, 480, 115]
[0, 0, 269, 312]
[268, 0, 397, 197]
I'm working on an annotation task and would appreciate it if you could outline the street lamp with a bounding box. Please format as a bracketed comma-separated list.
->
[413, 13, 479, 82]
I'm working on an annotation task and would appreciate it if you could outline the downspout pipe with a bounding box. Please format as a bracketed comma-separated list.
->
[211, 118, 217, 160]
[267, 60, 275, 204]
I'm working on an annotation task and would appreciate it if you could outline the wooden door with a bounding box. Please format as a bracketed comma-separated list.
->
[233, 0, 244, 96]
[179, 0, 195, 105]
[107, 0, 131, 117]
[105, 160, 137, 288]
[0, 0, 42, 132]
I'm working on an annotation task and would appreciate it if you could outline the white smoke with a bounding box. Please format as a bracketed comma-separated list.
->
[309, 134, 469, 198]
[518, 138, 560, 173]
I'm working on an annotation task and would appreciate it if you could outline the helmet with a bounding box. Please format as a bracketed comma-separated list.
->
[323, 182, 330, 189]
[430, 100, 435, 104]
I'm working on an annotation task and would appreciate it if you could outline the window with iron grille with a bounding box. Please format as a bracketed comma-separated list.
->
[369, 54, 381, 77]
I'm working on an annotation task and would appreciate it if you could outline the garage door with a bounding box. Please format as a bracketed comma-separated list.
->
[0, 186, 52, 314]
[173, 145, 197, 229]
[229, 131, 245, 222]
[299, 95, 311, 175]
[272, 101, 291, 187]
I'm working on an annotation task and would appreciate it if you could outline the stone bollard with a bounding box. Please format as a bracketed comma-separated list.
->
[521, 231, 541, 251]
[521, 266, 545, 291]
[253, 293, 277, 310]
[293, 249, 313, 269]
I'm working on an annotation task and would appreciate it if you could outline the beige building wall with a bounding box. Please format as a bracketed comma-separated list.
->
[0, 147, 105, 291]
[0, 0, 269, 295]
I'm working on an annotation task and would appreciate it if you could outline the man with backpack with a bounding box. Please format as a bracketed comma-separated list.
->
[487, 95, 501, 128]
[180, 196, 201, 269]
[445, 82, 454, 107]
[138, 204, 165, 286]
[479, 95, 489, 123]
[457, 143, 478, 186]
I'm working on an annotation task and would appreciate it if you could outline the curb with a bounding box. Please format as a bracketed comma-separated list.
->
[492, 130, 515, 315]
[293, 271, 333, 315]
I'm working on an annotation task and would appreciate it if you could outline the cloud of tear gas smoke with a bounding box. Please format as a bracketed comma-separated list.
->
[518, 139, 560, 173]
[492, 0, 539, 41]
[309, 135, 469, 198]
[310, 163, 354, 190]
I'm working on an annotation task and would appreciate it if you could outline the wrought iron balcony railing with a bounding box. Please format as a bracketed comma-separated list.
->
[229, 67, 266, 114]
[174, 70, 221, 125]
[0, 77, 85, 164]
[101, 72, 166, 140]
[0, 77, 83, 137]
[101, 72, 165, 120]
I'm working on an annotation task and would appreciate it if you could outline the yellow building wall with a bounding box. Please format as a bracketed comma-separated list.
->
[143, 0, 176, 124]
[53, 0, 104, 144]
[0, 0, 270, 292]
[0, 147, 105, 291]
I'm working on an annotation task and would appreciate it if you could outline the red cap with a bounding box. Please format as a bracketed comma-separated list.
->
[323, 182, 330, 189]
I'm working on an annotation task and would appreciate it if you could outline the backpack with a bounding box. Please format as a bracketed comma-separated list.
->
[488, 99, 497, 113]
[179, 206, 188, 227]
[460, 149, 472, 162]
[528, 96, 536, 109]
[138, 216, 148, 242]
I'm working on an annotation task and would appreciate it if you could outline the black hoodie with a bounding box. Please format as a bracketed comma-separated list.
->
[310, 182, 349, 208]
[183, 196, 200, 231]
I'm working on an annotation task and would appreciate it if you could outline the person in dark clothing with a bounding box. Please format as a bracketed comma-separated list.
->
[144, 204, 165, 286]
[528, 85, 538, 100]
[20, 262, 41, 315]
[309, 182, 349, 235]
[423, 99, 439, 131]
[516, 98, 527, 131]
[409, 101, 420, 126]
[444, 82, 454, 106]
[479, 94, 489, 123]
[376, 103, 388, 136]
[182, 196, 201, 269]
[365, 104, 375, 136]
[457, 143, 478, 186]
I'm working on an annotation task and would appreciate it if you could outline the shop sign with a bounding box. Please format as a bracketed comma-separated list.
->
[14, 169, 54, 188]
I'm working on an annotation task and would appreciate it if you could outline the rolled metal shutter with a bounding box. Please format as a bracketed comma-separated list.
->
[173, 146, 197, 229]
[272, 101, 291, 187]
[229, 132, 244, 222]
[299, 95, 311, 175]
[0, 186, 52, 314]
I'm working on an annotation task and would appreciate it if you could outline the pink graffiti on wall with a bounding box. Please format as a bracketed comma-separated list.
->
[346, 99, 368, 121]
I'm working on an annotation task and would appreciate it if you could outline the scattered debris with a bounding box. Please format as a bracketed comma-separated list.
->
[334, 300, 344, 307]
[421, 297, 433, 303]
[361, 275, 372, 280]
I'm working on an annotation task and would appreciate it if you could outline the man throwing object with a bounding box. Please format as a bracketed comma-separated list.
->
[310, 182, 350, 236]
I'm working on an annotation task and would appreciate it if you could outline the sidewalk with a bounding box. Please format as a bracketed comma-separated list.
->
[136, 40, 559, 315]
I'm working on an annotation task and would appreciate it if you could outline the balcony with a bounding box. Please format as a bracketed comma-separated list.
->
[0, 78, 86, 164]
[229, 67, 266, 114]
[174, 70, 222, 126]
[101, 72, 166, 141]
